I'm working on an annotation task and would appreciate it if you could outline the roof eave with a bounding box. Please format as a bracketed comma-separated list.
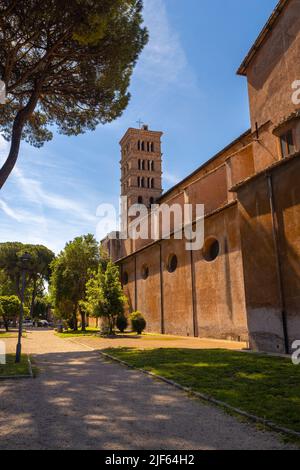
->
[237, 0, 289, 76]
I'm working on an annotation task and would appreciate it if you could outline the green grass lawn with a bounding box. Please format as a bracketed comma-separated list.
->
[57, 329, 183, 341]
[0, 331, 27, 338]
[56, 327, 100, 338]
[104, 347, 300, 433]
[0, 353, 30, 377]
[0, 331, 17, 338]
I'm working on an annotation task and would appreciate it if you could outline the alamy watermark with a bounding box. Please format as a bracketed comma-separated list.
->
[0, 80, 6, 104]
[0, 341, 6, 365]
[291, 80, 300, 105]
[292, 340, 300, 365]
[96, 197, 205, 251]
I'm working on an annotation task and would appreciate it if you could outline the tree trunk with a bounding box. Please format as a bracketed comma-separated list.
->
[4, 319, 9, 332]
[30, 278, 37, 319]
[72, 306, 78, 331]
[0, 89, 40, 190]
[81, 310, 86, 332]
[108, 317, 114, 335]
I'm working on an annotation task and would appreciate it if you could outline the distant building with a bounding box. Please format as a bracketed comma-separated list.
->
[103, 0, 300, 354]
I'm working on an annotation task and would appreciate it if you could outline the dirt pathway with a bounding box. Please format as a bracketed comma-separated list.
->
[0, 330, 294, 450]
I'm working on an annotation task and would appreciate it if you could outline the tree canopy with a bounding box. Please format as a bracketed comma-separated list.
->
[85, 260, 126, 334]
[0, 242, 54, 317]
[50, 234, 100, 330]
[0, 295, 21, 331]
[0, 0, 148, 188]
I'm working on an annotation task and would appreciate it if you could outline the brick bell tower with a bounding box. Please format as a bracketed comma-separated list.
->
[120, 124, 163, 213]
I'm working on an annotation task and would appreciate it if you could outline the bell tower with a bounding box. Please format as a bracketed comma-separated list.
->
[120, 124, 163, 210]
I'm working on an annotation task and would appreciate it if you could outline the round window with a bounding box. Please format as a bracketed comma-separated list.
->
[141, 265, 149, 280]
[122, 271, 129, 285]
[167, 254, 178, 273]
[203, 238, 220, 262]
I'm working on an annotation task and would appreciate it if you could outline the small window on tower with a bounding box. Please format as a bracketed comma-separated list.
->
[138, 140, 141, 151]
[151, 143, 154, 153]
[141, 141, 145, 151]
[280, 129, 295, 158]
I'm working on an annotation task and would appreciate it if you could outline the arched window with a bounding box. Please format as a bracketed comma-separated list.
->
[141, 265, 149, 280]
[138, 196, 143, 204]
[167, 254, 178, 273]
[138, 140, 141, 151]
[142, 160, 145, 170]
[141, 177, 145, 188]
[141, 141, 145, 151]
[203, 237, 220, 262]
[138, 159, 141, 170]
[150, 178, 154, 189]
[123, 272, 129, 285]
[151, 142, 154, 152]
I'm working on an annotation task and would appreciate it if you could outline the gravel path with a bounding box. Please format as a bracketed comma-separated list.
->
[0, 330, 295, 450]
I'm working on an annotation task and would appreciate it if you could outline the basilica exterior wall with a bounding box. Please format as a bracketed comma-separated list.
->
[236, 154, 300, 353]
[104, 0, 300, 353]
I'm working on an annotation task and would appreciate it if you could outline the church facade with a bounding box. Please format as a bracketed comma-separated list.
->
[103, 0, 300, 354]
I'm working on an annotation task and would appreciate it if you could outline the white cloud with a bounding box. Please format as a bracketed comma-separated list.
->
[13, 167, 97, 225]
[136, 0, 196, 89]
[0, 135, 9, 157]
[164, 170, 180, 186]
[0, 199, 45, 224]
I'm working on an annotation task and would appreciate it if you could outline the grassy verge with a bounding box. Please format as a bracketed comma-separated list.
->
[0, 331, 17, 338]
[0, 353, 30, 377]
[0, 332, 27, 338]
[104, 347, 300, 433]
[56, 327, 100, 338]
[57, 329, 185, 341]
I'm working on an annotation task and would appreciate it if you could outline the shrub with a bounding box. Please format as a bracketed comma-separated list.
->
[116, 314, 128, 333]
[130, 311, 146, 335]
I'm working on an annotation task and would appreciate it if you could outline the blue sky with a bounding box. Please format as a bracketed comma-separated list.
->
[0, 0, 278, 253]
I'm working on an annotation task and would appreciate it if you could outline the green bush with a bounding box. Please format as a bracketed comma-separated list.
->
[116, 314, 128, 333]
[130, 311, 146, 335]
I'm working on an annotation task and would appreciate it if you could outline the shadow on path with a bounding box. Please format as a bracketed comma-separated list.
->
[0, 349, 294, 450]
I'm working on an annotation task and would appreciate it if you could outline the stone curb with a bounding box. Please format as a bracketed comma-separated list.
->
[0, 355, 33, 380]
[100, 351, 300, 441]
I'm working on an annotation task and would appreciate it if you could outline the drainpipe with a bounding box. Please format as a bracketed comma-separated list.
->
[159, 244, 165, 334]
[190, 249, 198, 337]
[267, 174, 289, 354]
[134, 257, 137, 311]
